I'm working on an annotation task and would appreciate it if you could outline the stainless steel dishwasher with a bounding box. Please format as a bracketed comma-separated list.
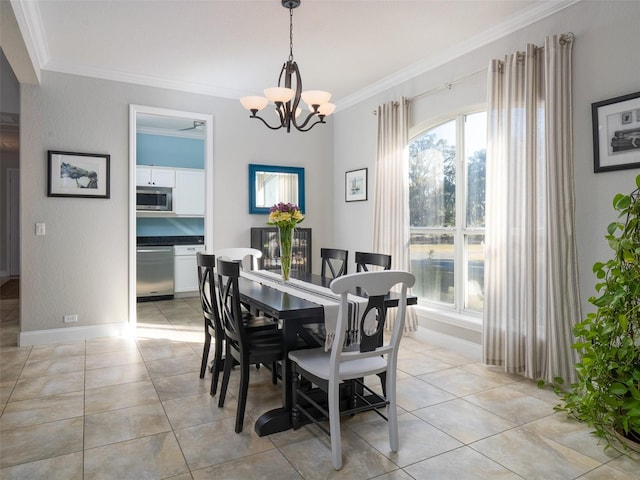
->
[136, 245, 175, 300]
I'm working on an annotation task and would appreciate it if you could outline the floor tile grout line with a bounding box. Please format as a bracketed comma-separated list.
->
[138, 306, 195, 477]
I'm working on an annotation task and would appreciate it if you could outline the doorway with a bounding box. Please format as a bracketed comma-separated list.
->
[128, 105, 214, 327]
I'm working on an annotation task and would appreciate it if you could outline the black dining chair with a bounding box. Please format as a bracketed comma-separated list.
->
[197, 253, 221, 390]
[355, 251, 392, 272]
[216, 258, 284, 433]
[320, 248, 348, 279]
[197, 252, 277, 397]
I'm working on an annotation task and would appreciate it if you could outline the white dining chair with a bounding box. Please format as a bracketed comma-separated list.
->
[213, 247, 262, 271]
[288, 269, 415, 470]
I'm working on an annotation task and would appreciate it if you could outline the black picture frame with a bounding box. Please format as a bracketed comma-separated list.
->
[47, 150, 110, 198]
[345, 168, 368, 202]
[592, 91, 640, 173]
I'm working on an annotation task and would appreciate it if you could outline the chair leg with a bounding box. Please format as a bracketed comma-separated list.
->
[199, 332, 211, 379]
[210, 334, 223, 395]
[387, 370, 399, 452]
[235, 359, 250, 433]
[328, 382, 343, 470]
[217, 345, 233, 406]
[271, 362, 277, 385]
[292, 373, 300, 430]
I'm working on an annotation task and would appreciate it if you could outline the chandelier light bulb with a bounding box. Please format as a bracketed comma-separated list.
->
[301, 90, 332, 109]
[317, 103, 336, 117]
[264, 87, 295, 104]
[240, 96, 269, 112]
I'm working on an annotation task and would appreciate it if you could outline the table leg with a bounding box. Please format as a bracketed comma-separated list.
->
[254, 318, 298, 436]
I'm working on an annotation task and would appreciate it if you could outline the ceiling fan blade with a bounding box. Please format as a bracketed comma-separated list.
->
[179, 120, 205, 131]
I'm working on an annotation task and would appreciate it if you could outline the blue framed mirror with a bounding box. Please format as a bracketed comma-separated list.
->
[248, 164, 305, 214]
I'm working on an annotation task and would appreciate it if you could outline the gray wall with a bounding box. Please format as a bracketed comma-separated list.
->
[20, 71, 332, 334]
[332, 1, 640, 324]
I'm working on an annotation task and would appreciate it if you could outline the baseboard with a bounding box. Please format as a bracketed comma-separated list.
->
[18, 322, 133, 346]
[174, 291, 198, 298]
[413, 309, 483, 360]
[413, 326, 482, 360]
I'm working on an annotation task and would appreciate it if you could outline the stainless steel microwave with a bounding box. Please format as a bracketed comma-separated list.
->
[136, 186, 173, 211]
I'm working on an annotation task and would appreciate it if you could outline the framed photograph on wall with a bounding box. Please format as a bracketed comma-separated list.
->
[345, 168, 368, 202]
[592, 91, 640, 173]
[48, 150, 110, 198]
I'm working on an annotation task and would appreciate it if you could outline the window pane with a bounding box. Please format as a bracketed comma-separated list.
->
[409, 120, 456, 228]
[465, 112, 486, 228]
[409, 232, 454, 305]
[465, 234, 485, 312]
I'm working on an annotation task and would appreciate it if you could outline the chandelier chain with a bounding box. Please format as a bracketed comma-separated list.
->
[289, 7, 294, 61]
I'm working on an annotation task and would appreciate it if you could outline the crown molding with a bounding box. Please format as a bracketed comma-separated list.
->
[9, 0, 49, 81]
[43, 60, 250, 99]
[335, 0, 582, 110]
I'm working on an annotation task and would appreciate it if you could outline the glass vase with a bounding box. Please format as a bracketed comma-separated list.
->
[278, 226, 294, 282]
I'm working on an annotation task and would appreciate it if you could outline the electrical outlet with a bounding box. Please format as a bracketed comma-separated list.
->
[36, 223, 46, 236]
[63, 314, 78, 323]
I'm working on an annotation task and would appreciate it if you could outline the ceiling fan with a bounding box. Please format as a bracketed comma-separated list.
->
[180, 120, 205, 131]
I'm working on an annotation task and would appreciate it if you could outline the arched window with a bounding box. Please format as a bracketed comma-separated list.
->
[409, 111, 486, 316]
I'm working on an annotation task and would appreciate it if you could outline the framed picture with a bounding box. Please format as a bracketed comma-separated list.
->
[48, 150, 110, 198]
[345, 168, 368, 202]
[592, 91, 640, 173]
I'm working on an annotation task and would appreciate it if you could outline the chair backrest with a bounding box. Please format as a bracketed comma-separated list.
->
[214, 248, 263, 271]
[329, 270, 415, 369]
[320, 248, 348, 279]
[215, 258, 247, 353]
[355, 251, 392, 272]
[197, 252, 221, 333]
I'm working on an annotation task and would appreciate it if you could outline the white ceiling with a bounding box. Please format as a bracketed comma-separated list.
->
[10, 0, 579, 112]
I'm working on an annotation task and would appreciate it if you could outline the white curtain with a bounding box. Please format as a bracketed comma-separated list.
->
[374, 98, 417, 332]
[483, 33, 580, 384]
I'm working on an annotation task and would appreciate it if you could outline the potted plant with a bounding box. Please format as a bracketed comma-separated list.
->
[553, 174, 640, 452]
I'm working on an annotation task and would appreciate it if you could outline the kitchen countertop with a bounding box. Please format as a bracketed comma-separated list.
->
[137, 235, 204, 247]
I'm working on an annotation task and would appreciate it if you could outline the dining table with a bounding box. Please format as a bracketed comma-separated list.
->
[237, 269, 418, 437]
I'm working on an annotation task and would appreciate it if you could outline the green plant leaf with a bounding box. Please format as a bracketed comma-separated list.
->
[610, 383, 629, 396]
[614, 194, 631, 211]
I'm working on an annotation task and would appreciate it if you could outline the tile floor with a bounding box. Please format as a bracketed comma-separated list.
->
[1, 293, 639, 479]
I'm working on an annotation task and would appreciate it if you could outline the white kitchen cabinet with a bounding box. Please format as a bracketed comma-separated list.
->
[136, 166, 175, 187]
[174, 169, 205, 215]
[174, 245, 205, 294]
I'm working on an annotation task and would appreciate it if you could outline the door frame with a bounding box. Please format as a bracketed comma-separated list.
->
[128, 105, 214, 329]
[6, 168, 20, 276]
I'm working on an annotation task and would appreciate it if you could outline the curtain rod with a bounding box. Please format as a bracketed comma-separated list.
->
[410, 67, 487, 103]
[374, 32, 574, 114]
[373, 67, 486, 115]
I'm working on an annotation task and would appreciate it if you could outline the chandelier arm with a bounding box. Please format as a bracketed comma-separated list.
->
[274, 102, 288, 127]
[292, 110, 320, 130]
[294, 118, 326, 132]
[250, 114, 284, 131]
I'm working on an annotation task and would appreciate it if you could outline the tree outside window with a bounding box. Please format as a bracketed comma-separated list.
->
[409, 112, 486, 315]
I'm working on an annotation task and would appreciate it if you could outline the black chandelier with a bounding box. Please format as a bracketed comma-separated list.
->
[240, 0, 335, 133]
